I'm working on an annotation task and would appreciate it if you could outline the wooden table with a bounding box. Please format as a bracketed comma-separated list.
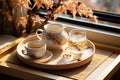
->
[0, 37, 120, 80]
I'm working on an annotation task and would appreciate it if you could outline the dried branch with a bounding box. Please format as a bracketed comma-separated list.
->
[1, 0, 98, 37]
[39, 0, 62, 28]
[26, 10, 33, 34]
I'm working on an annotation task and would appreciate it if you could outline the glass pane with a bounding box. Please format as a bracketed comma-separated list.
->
[81, 0, 120, 14]
[36, 0, 120, 33]
[54, 0, 120, 14]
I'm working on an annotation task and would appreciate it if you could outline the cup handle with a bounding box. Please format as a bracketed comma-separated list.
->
[22, 49, 35, 57]
[36, 29, 43, 40]
[22, 49, 28, 55]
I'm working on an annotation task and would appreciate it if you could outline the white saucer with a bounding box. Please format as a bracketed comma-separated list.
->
[36, 50, 53, 63]
[23, 50, 53, 63]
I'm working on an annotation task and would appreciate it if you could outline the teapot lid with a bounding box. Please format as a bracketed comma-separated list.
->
[44, 23, 64, 33]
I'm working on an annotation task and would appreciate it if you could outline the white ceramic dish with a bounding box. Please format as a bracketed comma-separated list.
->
[22, 49, 53, 63]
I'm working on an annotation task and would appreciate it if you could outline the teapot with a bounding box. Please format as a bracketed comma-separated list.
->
[36, 23, 68, 50]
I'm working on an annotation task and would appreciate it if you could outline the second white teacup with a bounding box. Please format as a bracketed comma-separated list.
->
[24, 40, 46, 58]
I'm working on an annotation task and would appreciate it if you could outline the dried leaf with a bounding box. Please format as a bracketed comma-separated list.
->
[11, 0, 31, 9]
[55, 6, 67, 15]
[32, 15, 41, 26]
[18, 17, 27, 28]
[53, 14, 58, 21]
[64, 1, 77, 18]
[34, 0, 53, 9]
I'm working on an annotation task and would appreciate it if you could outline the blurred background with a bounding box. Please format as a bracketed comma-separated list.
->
[75, 0, 120, 14]
[55, 0, 120, 14]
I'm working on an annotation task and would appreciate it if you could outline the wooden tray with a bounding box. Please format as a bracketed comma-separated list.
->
[17, 35, 95, 70]
[0, 36, 119, 80]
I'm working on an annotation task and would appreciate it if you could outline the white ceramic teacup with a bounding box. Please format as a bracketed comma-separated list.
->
[24, 40, 46, 58]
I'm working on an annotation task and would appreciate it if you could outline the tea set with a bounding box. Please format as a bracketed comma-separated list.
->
[23, 23, 88, 63]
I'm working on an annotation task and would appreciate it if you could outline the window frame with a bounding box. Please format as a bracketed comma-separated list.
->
[35, 9, 120, 34]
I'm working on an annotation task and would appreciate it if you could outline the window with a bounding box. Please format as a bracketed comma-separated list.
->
[36, 0, 120, 34]
[34, 0, 120, 47]
[82, 0, 120, 14]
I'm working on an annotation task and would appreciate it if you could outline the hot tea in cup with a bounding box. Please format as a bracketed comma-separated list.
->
[24, 40, 46, 58]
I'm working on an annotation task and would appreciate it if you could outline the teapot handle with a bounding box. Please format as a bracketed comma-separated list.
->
[36, 29, 43, 40]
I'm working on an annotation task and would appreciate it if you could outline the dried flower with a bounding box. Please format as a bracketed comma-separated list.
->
[32, 15, 42, 27]
[64, 1, 77, 18]
[18, 17, 27, 28]
[10, 0, 31, 9]
[1, 0, 98, 37]
[33, 0, 53, 9]
[53, 0, 98, 22]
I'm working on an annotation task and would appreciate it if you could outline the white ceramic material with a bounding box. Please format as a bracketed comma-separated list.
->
[24, 40, 46, 59]
[22, 49, 53, 63]
[36, 23, 68, 50]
